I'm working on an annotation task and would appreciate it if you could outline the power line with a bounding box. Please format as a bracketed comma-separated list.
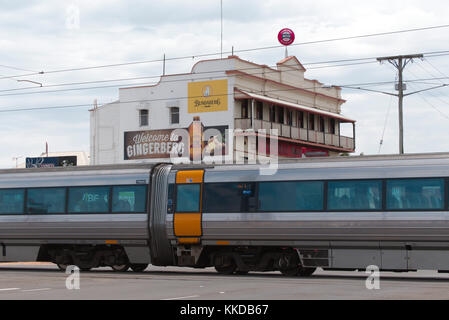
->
[423, 58, 449, 79]
[0, 62, 387, 98]
[407, 82, 449, 121]
[406, 67, 449, 107]
[0, 55, 448, 98]
[0, 59, 380, 96]
[1, 24, 449, 81]
[0, 83, 377, 113]
[0, 64, 38, 73]
[1, 70, 449, 113]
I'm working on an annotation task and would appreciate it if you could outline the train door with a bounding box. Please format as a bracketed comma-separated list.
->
[173, 170, 204, 244]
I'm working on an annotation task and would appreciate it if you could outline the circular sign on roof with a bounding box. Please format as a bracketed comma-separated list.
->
[278, 28, 295, 46]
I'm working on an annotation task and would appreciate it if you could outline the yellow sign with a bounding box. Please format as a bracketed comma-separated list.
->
[188, 79, 228, 113]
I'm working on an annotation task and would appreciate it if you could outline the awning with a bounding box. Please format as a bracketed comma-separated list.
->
[235, 89, 355, 123]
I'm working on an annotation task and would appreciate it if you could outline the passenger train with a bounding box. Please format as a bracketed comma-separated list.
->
[1, 153, 449, 276]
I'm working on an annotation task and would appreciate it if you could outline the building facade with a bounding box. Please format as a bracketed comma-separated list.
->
[90, 55, 355, 165]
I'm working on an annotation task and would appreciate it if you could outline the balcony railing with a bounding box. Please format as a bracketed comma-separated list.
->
[235, 118, 355, 150]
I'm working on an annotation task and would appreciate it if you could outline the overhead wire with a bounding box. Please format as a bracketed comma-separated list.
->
[0, 80, 386, 114]
[0, 71, 448, 114]
[0, 57, 447, 98]
[407, 82, 449, 122]
[0, 62, 388, 98]
[409, 63, 449, 106]
[404, 67, 449, 121]
[0, 23, 448, 82]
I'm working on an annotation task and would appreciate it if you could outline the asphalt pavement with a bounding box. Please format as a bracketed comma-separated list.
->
[0, 262, 448, 300]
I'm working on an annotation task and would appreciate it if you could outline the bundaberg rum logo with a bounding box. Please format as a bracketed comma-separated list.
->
[188, 79, 228, 113]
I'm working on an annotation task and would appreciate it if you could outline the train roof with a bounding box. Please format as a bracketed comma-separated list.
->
[0, 152, 449, 175]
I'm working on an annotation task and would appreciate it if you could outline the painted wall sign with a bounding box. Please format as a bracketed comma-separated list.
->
[188, 79, 228, 113]
[124, 121, 229, 160]
[124, 129, 183, 160]
[278, 28, 295, 46]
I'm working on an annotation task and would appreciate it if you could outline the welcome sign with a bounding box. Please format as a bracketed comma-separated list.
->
[124, 129, 185, 160]
[124, 125, 228, 160]
[188, 79, 228, 113]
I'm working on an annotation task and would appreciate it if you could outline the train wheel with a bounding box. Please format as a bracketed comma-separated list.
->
[214, 254, 237, 275]
[111, 264, 130, 272]
[130, 264, 148, 272]
[298, 267, 316, 277]
[279, 252, 300, 276]
[57, 264, 68, 271]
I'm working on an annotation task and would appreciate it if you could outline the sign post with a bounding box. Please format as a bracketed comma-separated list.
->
[278, 28, 295, 58]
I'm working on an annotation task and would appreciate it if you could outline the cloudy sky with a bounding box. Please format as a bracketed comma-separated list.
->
[0, 0, 448, 168]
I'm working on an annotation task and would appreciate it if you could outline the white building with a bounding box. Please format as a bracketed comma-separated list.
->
[90, 55, 355, 165]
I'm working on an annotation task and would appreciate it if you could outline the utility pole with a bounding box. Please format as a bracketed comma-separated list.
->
[376, 54, 423, 154]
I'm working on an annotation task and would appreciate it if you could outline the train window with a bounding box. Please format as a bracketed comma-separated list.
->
[259, 181, 324, 211]
[111, 185, 147, 213]
[203, 183, 255, 213]
[0, 189, 25, 214]
[327, 180, 382, 210]
[176, 184, 201, 212]
[386, 178, 444, 210]
[68, 186, 110, 213]
[26, 188, 66, 214]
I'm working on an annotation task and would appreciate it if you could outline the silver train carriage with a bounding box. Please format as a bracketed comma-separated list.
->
[1, 153, 449, 275]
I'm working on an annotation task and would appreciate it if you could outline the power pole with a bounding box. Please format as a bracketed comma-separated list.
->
[376, 54, 423, 154]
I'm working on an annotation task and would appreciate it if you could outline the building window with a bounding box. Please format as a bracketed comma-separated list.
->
[298, 111, 304, 128]
[330, 118, 336, 134]
[170, 107, 179, 124]
[319, 116, 325, 133]
[278, 106, 284, 124]
[256, 101, 263, 120]
[309, 114, 315, 130]
[287, 110, 293, 126]
[270, 105, 276, 122]
[241, 100, 249, 118]
[139, 109, 149, 126]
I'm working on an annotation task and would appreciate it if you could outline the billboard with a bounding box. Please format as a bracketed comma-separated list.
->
[187, 79, 228, 113]
[124, 120, 228, 160]
[26, 156, 77, 168]
[124, 129, 183, 160]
